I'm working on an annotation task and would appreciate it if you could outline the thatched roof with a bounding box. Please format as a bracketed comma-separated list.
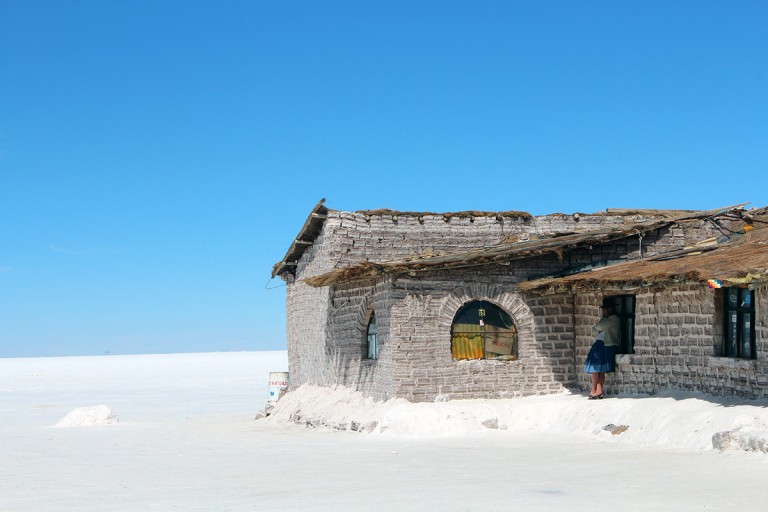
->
[357, 207, 701, 220]
[303, 204, 749, 287]
[272, 201, 540, 278]
[272, 199, 329, 278]
[519, 220, 768, 293]
[355, 208, 533, 221]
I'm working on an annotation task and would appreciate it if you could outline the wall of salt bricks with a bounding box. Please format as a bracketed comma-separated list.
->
[577, 283, 768, 399]
[318, 210, 669, 270]
[285, 209, 736, 400]
[286, 210, 557, 392]
[387, 276, 575, 402]
[319, 280, 395, 400]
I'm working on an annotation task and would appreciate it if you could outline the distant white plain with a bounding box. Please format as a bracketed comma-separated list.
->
[2, 351, 768, 512]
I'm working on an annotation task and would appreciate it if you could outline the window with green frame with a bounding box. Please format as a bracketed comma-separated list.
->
[451, 300, 518, 361]
[603, 295, 636, 354]
[723, 288, 756, 359]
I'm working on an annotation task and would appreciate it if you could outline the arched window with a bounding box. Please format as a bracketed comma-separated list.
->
[451, 300, 517, 361]
[366, 312, 378, 360]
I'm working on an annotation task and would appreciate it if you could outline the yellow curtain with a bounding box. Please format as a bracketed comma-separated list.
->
[451, 324, 484, 359]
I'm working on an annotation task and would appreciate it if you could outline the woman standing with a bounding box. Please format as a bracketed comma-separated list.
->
[585, 299, 620, 399]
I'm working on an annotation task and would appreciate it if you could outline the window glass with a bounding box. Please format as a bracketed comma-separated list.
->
[728, 288, 739, 307]
[742, 289, 752, 308]
[366, 312, 378, 360]
[723, 288, 756, 359]
[742, 313, 752, 358]
[624, 317, 634, 351]
[605, 295, 636, 354]
[726, 309, 738, 357]
[451, 301, 517, 361]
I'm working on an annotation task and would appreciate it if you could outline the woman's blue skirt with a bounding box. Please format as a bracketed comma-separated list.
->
[585, 340, 616, 373]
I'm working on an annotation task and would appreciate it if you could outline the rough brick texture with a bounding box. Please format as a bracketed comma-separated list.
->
[282, 209, 762, 402]
[582, 283, 768, 399]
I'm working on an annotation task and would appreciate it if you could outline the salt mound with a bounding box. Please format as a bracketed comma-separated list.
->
[54, 405, 119, 427]
[268, 384, 768, 451]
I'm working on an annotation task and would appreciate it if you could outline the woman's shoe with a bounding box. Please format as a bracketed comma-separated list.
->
[596, 394, 604, 399]
[588, 395, 598, 400]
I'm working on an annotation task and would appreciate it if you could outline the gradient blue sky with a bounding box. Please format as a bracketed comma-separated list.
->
[1, 1, 766, 357]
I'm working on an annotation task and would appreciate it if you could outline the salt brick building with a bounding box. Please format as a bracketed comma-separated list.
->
[272, 200, 768, 402]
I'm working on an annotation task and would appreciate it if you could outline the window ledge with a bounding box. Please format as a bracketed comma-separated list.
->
[707, 356, 757, 370]
[453, 358, 520, 367]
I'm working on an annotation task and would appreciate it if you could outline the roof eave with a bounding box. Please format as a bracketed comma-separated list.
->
[272, 199, 329, 279]
[303, 203, 750, 287]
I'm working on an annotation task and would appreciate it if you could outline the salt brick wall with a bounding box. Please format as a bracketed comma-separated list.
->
[312, 210, 712, 271]
[389, 281, 575, 402]
[284, 209, 750, 400]
[576, 284, 768, 399]
[295, 210, 726, 279]
[286, 211, 542, 393]
[321, 265, 578, 402]
[285, 229, 336, 390]
[321, 281, 394, 400]
[285, 282, 333, 389]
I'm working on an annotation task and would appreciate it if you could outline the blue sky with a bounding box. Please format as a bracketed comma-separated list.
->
[1, 1, 766, 357]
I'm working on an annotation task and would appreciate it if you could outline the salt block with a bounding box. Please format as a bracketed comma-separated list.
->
[54, 405, 119, 427]
[603, 423, 629, 435]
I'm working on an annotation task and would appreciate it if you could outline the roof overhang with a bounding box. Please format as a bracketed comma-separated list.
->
[520, 220, 768, 294]
[302, 203, 749, 287]
[271, 199, 329, 278]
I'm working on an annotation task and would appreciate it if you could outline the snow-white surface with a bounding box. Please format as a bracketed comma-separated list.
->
[2, 351, 768, 512]
[54, 405, 119, 427]
[268, 384, 768, 451]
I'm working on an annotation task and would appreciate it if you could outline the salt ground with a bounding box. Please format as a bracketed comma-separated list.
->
[2, 352, 768, 512]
